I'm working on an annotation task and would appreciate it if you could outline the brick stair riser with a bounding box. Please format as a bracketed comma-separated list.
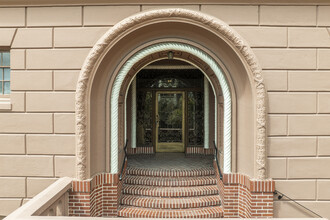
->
[119, 166, 224, 218]
[121, 195, 221, 209]
[122, 186, 219, 197]
[118, 206, 224, 218]
[126, 168, 215, 177]
[125, 176, 217, 187]
[118, 212, 223, 218]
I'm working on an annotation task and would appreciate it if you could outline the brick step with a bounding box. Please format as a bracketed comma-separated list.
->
[118, 205, 224, 218]
[124, 175, 217, 187]
[126, 167, 215, 177]
[122, 185, 219, 197]
[121, 194, 221, 209]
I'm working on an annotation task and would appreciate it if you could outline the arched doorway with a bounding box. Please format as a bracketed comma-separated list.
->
[131, 59, 209, 153]
[114, 42, 231, 174]
[75, 8, 267, 180]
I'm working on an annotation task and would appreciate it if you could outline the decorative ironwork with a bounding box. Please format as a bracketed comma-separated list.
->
[136, 67, 205, 149]
[136, 91, 152, 147]
[188, 91, 204, 146]
[137, 69, 203, 89]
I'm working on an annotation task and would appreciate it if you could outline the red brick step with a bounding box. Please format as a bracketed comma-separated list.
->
[120, 158, 223, 218]
[124, 175, 217, 187]
[126, 167, 215, 177]
[122, 185, 219, 197]
[121, 194, 221, 209]
[118, 205, 224, 218]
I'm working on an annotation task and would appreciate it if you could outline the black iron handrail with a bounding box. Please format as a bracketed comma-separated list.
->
[274, 190, 323, 218]
[119, 139, 128, 181]
[213, 140, 223, 180]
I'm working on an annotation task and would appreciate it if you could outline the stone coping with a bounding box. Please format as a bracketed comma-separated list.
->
[5, 177, 72, 220]
[5, 217, 329, 220]
[4, 176, 327, 219]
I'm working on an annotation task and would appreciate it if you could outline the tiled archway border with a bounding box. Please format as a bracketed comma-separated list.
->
[76, 8, 267, 180]
[117, 42, 231, 174]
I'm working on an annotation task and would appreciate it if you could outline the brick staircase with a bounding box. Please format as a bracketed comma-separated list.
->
[118, 166, 224, 218]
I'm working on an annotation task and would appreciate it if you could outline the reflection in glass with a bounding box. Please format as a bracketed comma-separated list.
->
[4, 81, 10, 94]
[4, 68, 10, 80]
[2, 52, 10, 66]
[158, 93, 183, 143]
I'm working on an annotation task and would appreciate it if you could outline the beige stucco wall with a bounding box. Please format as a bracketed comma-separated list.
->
[0, 1, 329, 218]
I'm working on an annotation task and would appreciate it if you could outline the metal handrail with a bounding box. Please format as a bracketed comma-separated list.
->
[119, 139, 128, 181]
[274, 190, 323, 218]
[213, 140, 223, 180]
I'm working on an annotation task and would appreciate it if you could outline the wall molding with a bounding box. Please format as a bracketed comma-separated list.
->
[1, 0, 328, 6]
[75, 8, 267, 180]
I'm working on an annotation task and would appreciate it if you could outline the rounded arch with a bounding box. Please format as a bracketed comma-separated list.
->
[112, 42, 231, 174]
[75, 8, 267, 180]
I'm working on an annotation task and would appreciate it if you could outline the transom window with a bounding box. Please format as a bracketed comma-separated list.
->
[0, 52, 10, 95]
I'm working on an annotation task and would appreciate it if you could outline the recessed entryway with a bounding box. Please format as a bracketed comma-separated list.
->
[134, 59, 208, 153]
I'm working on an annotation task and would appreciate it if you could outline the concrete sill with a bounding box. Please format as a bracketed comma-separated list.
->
[0, 98, 11, 110]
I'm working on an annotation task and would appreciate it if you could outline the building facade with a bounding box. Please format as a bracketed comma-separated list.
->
[0, 0, 330, 218]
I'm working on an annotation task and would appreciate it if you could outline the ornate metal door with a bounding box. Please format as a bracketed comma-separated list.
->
[156, 91, 185, 152]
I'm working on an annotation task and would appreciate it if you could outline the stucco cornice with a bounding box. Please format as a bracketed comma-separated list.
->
[0, 0, 329, 6]
[76, 8, 267, 180]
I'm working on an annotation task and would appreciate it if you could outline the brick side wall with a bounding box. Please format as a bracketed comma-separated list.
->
[127, 146, 154, 154]
[70, 163, 274, 218]
[127, 146, 214, 155]
[214, 161, 275, 218]
[69, 172, 123, 217]
[70, 181, 91, 216]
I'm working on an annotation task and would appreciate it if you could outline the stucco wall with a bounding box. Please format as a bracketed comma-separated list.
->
[0, 1, 329, 218]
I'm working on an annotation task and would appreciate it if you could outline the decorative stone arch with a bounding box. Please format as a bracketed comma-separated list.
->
[116, 42, 231, 174]
[119, 48, 226, 153]
[75, 8, 267, 180]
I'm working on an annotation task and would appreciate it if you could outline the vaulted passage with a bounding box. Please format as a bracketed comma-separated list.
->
[127, 59, 217, 154]
[118, 56, 225, 218]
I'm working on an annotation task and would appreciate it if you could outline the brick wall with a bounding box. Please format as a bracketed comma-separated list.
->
[214, 161, 275, 218]
[0, 1, 329, 218]
[69, 162, 274, 218]
[69, 172, 122, 217]
[69, 181, 91, 217]
[127, 146, 214, 155]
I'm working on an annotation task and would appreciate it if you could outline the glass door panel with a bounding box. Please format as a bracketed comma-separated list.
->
[156, 91, 184, 152]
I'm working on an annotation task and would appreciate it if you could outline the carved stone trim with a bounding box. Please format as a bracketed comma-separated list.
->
[111, 42, 231, 174]
[204, 76, 210, 149]
[76, 8, 267, 180]
[130, 77, 137, 149]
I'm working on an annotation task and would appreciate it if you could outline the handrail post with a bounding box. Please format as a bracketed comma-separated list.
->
[119, 139, 128, 181]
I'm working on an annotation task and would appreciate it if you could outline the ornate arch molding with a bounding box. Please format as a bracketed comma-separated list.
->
[118, 49, 225, 151]
[75, 8, 267, 180]
[113, 42, 231, 176]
